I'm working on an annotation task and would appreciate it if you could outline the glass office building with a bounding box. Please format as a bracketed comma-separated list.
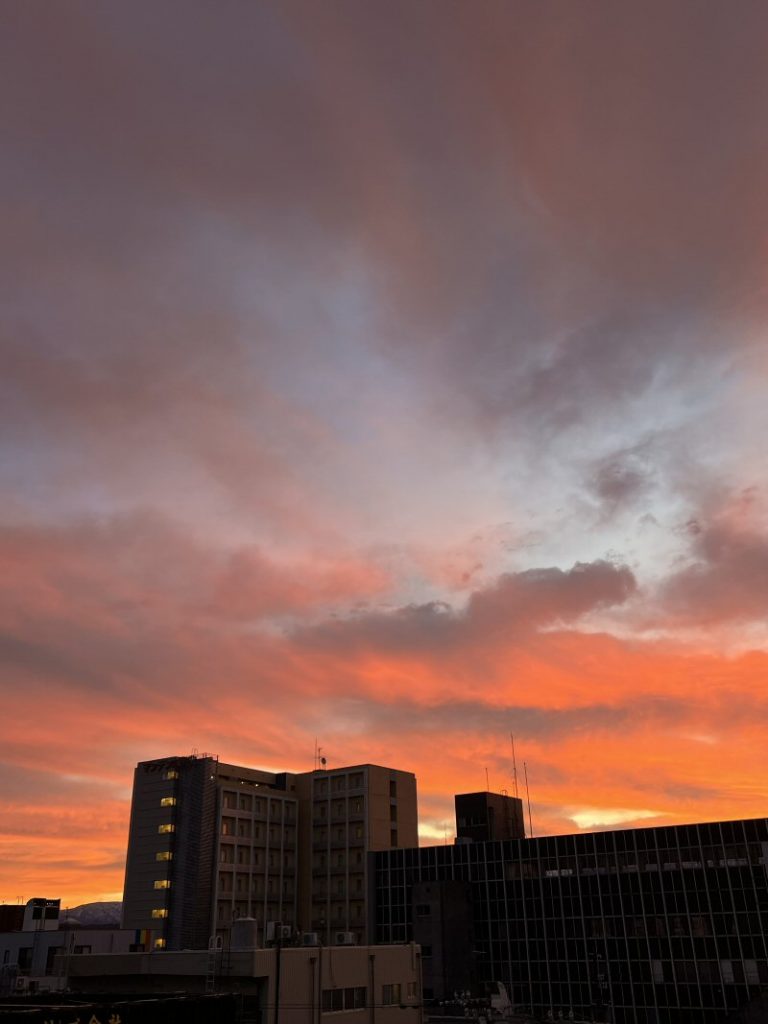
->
[372, 817, 768, 1023]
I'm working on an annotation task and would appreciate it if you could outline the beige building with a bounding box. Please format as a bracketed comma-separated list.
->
[66, 942, 424, 1024]
[297, 764, 418, 945]
[122, 755, 417, 950]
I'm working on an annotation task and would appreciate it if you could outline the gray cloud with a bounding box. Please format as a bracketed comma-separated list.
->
[661, 506, 768, 624]
[297, 559, 637, 652]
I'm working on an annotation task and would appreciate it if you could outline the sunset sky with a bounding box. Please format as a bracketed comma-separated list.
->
[2, 2, 768, 907]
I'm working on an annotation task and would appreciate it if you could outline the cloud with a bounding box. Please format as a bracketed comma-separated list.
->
[659, 490, 768, 624]
[2, 2, 768, 906]
[298, 560, 637, 655]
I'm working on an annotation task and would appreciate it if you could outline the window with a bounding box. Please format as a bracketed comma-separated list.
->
[382, 984, 402, 1006]
[158, 823, 175, 834]
[165, 770, 179, 780]
[389, 780, 397, 798]
[154, 880, 171, 889]
[390, 805, 397, 822]
[390, 829, 398, 846]
[151, 908, 168, 919]
[156, 851, 173, 862]
[421, 945, 432, 958]
[406, 983, 418, 1000]
[73, 945, 92, 955]
[160, 797, 176, 807]
[322, 987, 366, 1012]
[154, 939, 166, 950]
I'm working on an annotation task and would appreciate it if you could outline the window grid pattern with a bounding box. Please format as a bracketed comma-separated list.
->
[374, 818, 768, 1024]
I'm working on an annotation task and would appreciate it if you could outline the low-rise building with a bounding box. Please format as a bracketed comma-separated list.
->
[66, 941, 424, 1024]
[0, 898, 135, 996]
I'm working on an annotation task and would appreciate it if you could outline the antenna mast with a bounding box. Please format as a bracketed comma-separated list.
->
[510, 733, 519, 798]
[485, 766, 490, 791]
[523, 761, 534, 838]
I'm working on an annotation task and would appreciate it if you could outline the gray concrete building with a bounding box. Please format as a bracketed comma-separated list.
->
[0, 898, 135, 996]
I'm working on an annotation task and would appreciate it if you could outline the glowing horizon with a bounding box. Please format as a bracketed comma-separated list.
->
[2, 1, 768, 907]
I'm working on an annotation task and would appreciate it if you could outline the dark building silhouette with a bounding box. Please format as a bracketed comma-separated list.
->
[455, 791, 526, 842]
[372, 816, 768, 1023]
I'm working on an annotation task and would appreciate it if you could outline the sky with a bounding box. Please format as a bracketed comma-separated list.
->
[1, 1, 768, 907]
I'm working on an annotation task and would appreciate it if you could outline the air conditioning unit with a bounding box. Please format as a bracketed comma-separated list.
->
[301, 932, 320, 946]
[334, 931, 356, 946]
[266, 922, 292, 943]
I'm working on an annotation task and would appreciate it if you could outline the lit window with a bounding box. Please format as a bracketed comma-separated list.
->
[156, 851, 173, 862]
[151, 908, 168, 919]
[154, 880, 171, 889]
[165, 770, 179, 780]
[158, 824, 175, 834]
[154, 938, 167, 950]
[160, 797, 176, 807]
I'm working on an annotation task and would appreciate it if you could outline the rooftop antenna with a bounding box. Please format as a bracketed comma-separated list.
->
[510, 734, 519, 798]
[523, 761, 534, 838]
[485, 766, 490, 791]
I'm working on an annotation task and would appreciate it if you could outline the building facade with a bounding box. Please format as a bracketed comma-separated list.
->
[67, 942, 423, 1024]
[0, 898, 134, 996]
[122, 754, 417, 950]
[299, 764, 418, 946]
[373, 816, 768, 1024]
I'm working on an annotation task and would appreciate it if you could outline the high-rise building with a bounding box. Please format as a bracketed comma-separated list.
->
[121, 754, 417, 950]
[297, 764, 418, 945]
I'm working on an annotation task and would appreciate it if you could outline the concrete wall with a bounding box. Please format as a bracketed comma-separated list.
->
[66, 943, 423, 1024]
[0, 927, 135, 994]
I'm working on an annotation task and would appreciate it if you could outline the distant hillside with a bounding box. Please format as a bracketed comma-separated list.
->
[60, 901, 122, 928]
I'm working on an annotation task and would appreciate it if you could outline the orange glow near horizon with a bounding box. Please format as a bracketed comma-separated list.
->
[3, 3, 768, 910]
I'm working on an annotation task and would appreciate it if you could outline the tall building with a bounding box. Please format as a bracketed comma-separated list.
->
[122, 754, 417, 950]
[298, 763, 418, 945]
[372, 814, 768, 1023]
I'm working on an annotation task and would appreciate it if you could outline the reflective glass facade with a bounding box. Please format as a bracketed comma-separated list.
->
[373, 818, 768, 1023]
